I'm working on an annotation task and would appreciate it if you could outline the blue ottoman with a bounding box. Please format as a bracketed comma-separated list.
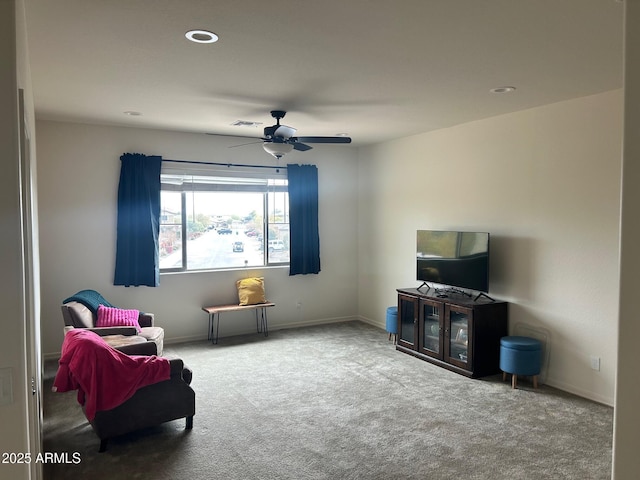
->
[500, 336, 542, 389]
[386, 306, 398, 344]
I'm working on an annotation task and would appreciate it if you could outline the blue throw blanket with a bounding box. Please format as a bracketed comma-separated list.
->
[62, 290, 115, 314]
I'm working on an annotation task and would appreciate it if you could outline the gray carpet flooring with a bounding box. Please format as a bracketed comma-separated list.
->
[42, 321, 614, 479]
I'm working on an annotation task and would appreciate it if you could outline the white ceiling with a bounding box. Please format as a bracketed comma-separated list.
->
[23, 0, 624, 147]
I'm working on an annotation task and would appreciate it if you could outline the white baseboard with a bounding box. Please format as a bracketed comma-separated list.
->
[543, 377, 614, 407]
[43, 351, 61, 362]
[165, 315, 361, 346]
[357, 315, 385, 330]
[164, 333, 208, 345]
[270, 315, 360, 331]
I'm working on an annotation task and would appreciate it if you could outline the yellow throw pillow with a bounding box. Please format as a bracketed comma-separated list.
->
[236, 277, 266, 305]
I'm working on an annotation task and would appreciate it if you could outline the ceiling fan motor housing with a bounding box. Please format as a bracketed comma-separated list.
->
[263, 125, 279, 138]
[263, 110, 294, 139]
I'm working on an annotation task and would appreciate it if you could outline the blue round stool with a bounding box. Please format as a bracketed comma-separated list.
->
[386, 306, 398, 344]
[500, 336, 542, 389]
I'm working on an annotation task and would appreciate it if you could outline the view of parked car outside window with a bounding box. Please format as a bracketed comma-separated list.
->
[159, 188, 289, 271]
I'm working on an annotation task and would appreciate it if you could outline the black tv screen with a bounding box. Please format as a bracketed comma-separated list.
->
[416, 230, 490, 293]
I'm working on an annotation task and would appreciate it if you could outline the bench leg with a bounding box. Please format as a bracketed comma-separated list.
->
[211, 313, 220, 344]
[258, 307, 269, 337]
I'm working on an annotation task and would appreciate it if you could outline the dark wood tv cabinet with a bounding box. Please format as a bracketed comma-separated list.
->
[396, 288, 508, 378]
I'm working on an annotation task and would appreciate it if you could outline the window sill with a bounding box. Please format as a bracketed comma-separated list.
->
[160, 264, 289, 276]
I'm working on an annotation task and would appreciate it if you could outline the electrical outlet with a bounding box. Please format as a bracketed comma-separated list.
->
[590, 355, 601, 371]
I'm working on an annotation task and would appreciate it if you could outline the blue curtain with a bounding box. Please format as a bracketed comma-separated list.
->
[287, 164, 321, 275]
[114, 153, 162, 287]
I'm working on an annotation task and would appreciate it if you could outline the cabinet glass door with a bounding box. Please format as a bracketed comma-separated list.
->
[398, 296, 417, 349]
[446, 307, 471, 367]
[419, 300, 442, 358]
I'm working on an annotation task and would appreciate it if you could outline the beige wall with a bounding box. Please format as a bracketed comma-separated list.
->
[613, 2, 640, 478]
[357, 90, 623, 405]
[36, 121, 360, 357]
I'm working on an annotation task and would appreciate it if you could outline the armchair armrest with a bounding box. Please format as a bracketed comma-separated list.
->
[85, 326, 139, 336]
[167, 358, 192, 385]
[138, 312, 154, 328]
[168, 358, 184, 376]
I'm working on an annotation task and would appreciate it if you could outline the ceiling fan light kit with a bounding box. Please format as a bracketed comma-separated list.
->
[263, 142, 294, 159]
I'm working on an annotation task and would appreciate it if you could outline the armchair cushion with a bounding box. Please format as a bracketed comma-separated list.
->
[138, 326, 164, 355]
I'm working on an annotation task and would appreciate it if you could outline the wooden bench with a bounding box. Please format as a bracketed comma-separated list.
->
[201, 302, 275, 344]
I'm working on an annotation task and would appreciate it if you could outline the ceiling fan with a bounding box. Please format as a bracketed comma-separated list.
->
[237, 110, 352, 159]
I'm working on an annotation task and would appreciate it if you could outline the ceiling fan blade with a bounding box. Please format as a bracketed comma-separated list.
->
[294, 136, 352, 144]
[228, 140, 264, 148]
[293, 142, 313, 152]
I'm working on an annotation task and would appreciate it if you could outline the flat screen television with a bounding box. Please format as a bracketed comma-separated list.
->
[416, 230, 490, 293]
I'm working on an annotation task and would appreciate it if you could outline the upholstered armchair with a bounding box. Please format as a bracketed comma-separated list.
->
[61, 290, 164, 355]
[90, 356, 195, 451]
[53, 330, 195, 452]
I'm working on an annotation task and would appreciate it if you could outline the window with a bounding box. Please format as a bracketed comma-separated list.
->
[159, 168, 289, 272]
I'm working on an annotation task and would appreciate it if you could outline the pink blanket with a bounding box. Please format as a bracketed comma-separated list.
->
[53, 330, 170, 420]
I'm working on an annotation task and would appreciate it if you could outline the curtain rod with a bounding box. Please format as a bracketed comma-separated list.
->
[163, 158, 287, 170]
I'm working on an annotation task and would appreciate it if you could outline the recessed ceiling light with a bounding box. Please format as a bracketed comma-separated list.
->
[185, 29, 219, 44]
[123, 111, 142, 116]
[490, 86, 516, 94]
